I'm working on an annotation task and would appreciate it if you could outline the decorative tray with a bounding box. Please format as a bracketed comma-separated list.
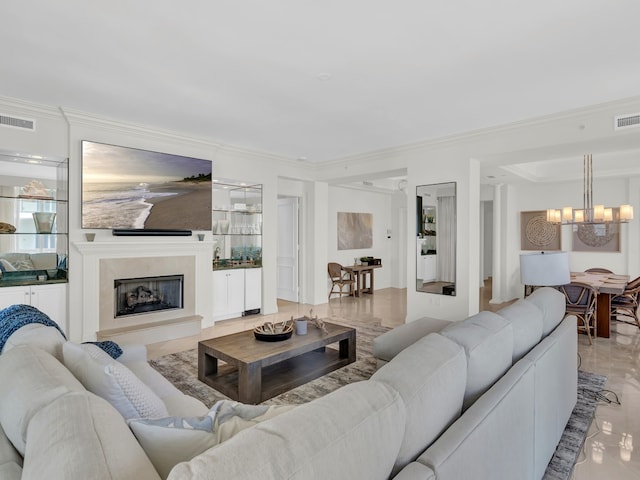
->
[253, 321, 293, 342]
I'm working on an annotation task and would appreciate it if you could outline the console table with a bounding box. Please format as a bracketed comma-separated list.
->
[343, 264, 382, 297]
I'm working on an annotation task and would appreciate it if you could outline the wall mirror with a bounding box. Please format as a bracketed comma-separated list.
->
[416, 182, 456, 295]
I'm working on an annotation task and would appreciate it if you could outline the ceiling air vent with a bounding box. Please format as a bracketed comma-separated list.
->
[0, 113, 35, 131]
[614, 113, 640, 130]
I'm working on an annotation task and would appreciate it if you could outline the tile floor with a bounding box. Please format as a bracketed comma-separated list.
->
[146, 284, 639, 479]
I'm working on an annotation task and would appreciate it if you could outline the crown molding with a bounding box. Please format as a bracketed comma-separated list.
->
[323, 95, 640, 167]
[0, 95, 65, 121]
[60, 107, 221, 149]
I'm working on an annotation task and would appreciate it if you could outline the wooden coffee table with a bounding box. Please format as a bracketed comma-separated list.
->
[198, 321, 356, 404]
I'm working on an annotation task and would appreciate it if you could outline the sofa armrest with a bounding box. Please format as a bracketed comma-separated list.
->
[373, 317, 451, 363]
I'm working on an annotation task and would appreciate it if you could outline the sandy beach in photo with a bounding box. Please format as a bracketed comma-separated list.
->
[144, 182, 212, 230]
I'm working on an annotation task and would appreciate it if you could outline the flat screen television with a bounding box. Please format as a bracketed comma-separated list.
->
[81, 140, 212, 230]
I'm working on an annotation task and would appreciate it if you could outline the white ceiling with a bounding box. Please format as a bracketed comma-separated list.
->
[2, 0, 640, 172]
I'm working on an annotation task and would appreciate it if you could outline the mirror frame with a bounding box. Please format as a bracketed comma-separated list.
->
[416, 182, 456, 295]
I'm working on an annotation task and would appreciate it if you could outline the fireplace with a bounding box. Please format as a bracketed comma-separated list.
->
[114, 274, 184, 318]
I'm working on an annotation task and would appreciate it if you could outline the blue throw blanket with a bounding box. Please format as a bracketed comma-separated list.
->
[0, 304, 123, 359]
[0, 304, 66, 352]
[82, 341, 123, 359]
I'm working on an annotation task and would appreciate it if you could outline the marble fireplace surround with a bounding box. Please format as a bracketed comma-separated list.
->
[99, 256, 195, 331]
[74, 240, 212, 343]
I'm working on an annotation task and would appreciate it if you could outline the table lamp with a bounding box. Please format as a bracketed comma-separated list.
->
[520, 251, 570, 297]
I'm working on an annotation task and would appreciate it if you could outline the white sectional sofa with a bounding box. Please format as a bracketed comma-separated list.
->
[169, 287, 577, 480]
[0, 287, 576, 480]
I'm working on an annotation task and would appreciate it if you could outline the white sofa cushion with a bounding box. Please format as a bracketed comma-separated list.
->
[371, 333, 467, 476]
[1, 323, 66, 362]
[162, 394, 210, 417]
[441, 311, 513, 410]
[496, 299, 544, 362]
[524, 287, 567, 336]
[22, 391, 160, 480]
[62, 342, 168, 420]
[0, 345, 84, 455]
[373, 317, 451, 364]
[168, 381, 406, 480]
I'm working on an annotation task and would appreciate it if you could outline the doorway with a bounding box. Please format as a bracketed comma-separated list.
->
[277, 197, 299, 302]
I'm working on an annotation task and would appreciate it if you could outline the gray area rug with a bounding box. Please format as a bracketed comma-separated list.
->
[150, 323, 605, 480]
[543, 370, 607, 480]
[149, 318, 389, 407]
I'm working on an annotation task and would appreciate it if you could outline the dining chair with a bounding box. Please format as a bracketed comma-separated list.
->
[557, 282, 597, 345]
[327, 262, 355, 300]
[584, 268, 613, 274]
[611, 276, 640, 329]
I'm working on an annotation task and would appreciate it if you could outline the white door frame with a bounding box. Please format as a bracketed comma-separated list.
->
[277, 196, 300, 302]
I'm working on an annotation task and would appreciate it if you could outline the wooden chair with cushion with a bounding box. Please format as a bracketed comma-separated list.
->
[557, 282, 597, 345]
[611, 276, 640, 329]
[328, 262, 355, 300]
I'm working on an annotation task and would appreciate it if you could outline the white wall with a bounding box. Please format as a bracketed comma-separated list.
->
[327, 185, 395, 293]
[514, 176, 640, 280]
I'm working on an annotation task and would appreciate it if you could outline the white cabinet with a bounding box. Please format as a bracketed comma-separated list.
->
[244, 268, 262, 312]
[422, 255, 437, 283]
[213, 269, 246, 321]
[213, 268, 262, 321]
[0, 283, 67, 324]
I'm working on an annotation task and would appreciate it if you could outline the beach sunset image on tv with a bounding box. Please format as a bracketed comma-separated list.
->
[81, 141, 212, 230]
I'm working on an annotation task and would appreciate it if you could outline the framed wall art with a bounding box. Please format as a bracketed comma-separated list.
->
[520, 210, 561, 251]
[337, 212, 373, 250]
[571, 223, 620, 252]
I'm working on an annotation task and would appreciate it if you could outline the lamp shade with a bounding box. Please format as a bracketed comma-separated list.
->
[520, 251, 570, 286]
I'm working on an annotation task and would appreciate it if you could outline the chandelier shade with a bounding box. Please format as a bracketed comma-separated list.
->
[546, 154, 633, 225]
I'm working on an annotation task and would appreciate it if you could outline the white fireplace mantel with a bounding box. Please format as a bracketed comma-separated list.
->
[73, 239, 214, 256]
[72, 240, 213, 342]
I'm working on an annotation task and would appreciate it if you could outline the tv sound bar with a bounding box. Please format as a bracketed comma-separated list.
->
[112, 229, 193, 237]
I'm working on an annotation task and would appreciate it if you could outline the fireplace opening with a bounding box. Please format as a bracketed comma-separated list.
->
[114, 274, 184, 318]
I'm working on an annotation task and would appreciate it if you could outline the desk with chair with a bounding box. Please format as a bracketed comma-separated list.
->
[343, 264, 382, 297]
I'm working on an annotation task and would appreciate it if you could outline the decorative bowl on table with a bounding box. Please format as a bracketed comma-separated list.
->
[253, 321, 293, 342]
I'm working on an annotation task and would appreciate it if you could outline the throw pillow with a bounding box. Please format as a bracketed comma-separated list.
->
[128, 400, 295, 479]
[62, 342, 168, 420]
[128, 413, 217, 479]
[0, 259, 16, 272]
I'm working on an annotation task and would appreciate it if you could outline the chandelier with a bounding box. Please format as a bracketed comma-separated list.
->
[546, 154, 634, 225]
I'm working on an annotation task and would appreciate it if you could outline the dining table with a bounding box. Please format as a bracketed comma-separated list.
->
[569, 271, 630, 338]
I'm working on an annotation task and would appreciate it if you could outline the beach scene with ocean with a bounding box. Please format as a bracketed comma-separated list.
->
[81, 141, 212, 230]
